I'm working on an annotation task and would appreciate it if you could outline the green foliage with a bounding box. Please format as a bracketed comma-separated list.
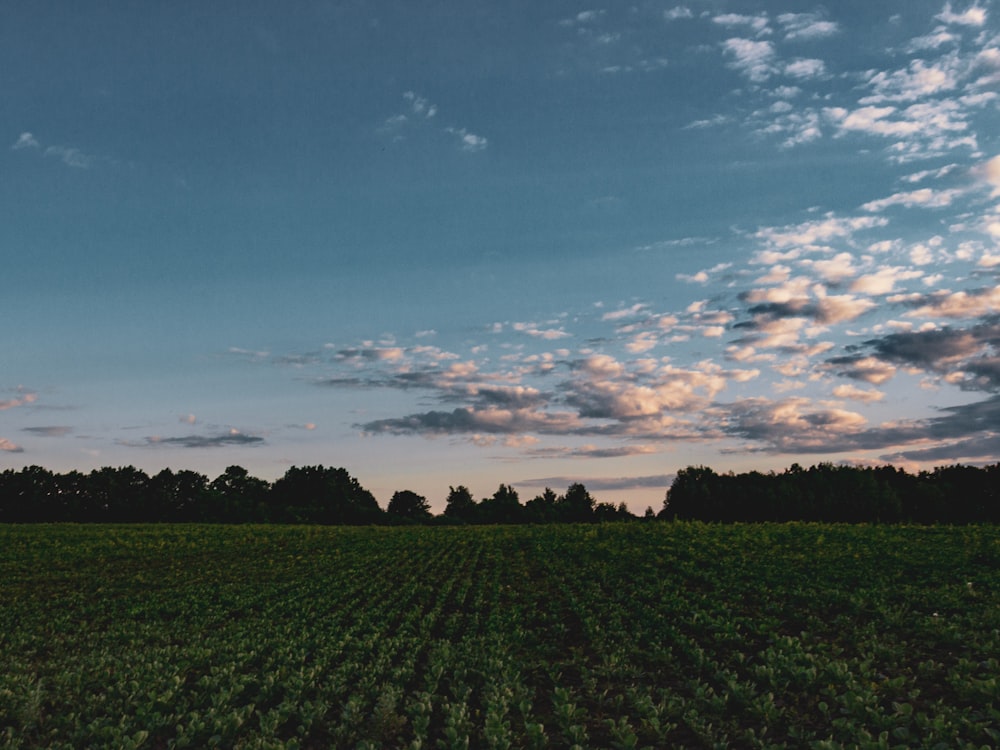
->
[2, 523, 999, 747]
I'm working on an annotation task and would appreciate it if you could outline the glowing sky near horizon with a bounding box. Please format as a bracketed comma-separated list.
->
[4, 1, 1000, 512]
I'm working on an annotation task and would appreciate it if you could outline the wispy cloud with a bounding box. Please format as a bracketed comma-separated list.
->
[0, 391, 37, 411]
[380, 92, 487, 153]
[777, 12, 839, 41]
[0, 438, 24, 453]
[11, 132, 39, 150]
[11, 132, 98, 168]
[935, 2, 987, 27]
[126, 430, 265, 449]
[22, 426, 73, 437]
[518, 473, 675, 492]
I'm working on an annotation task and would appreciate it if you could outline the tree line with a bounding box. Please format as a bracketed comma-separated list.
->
[1, 461, 997, 525]
[661, 463, 1000, 524]
[0, 465, 637, 525]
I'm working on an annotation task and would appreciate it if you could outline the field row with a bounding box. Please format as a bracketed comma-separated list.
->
[2, 523, 999, 748]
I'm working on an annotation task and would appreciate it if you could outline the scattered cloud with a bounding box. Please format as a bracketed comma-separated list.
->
[935, 2, 987, 27]
[128, 430, 265, 449]
[0, 438, 24, 453]
[381, 94, 487, 153]
[11, 132, 39, 150]
[445, 126, 488, 152]
[0, 391, 37, 411]
[722, 38, 777, 82]
[21, 426, 73, 437]
[518, 474, 675, 492]
[777, 12, 839, 41]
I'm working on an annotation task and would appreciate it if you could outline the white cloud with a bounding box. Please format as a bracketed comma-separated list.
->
[861, 57, 961, 104]
[861, 187, 962, 212]
[403, 91, 437, 118]
[906, 287, 1000, 318]
[935, 2, 987, 26]
[984, 154, 1000, 196]
[512, 322, 570, 340]
[777, 12, 839, 41]
[783, 58, 826, 79]
[832, 384, 886, 403]
[664, 6, 693, 21]
[11, 132, 39, 150]
[851, 266, 924, 295]
[446, 127, 488, 152]
[722, 38, 777, 82]
[713, 13, 771, 36]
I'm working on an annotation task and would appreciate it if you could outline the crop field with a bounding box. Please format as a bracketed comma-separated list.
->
[2, 523, 999, 749]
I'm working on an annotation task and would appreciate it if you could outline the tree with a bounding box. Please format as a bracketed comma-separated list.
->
[387, 490, 432, 522]
[525, 488, 559, 524]
[209, 465, 270, 522]
[479, 484, 523, 524]
[269, 465, 383, 524]
[443, 485, 477, 523]
[558, 483, 595, 523]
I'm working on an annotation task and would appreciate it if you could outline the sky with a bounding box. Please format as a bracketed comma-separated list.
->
[4, 1, 1000, 512]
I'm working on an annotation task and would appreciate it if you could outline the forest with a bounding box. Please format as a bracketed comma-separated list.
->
[0, 461, 998, 524]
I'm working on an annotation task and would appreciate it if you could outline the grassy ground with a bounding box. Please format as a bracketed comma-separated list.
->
[2, 522, 999, 749]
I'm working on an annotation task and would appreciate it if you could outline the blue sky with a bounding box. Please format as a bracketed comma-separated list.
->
[4, 1, 1000, 511]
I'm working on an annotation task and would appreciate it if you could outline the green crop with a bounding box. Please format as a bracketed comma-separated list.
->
[1, 523, 998, 748]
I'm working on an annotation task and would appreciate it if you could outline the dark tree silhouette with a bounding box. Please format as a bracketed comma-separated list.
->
[210, 465, 270, 522]
[443, 485, 477, 523]
[269, 466, 383, 524]
[387, 490, 432, 522]
[479, 484, 523, 524]
[525, 488, 559, 524]
[558, 483, 596, 523]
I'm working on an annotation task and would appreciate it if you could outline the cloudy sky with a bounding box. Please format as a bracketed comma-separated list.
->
[4, 1, 1000, 511]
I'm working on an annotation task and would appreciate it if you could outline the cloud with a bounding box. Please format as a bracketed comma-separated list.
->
[777, 12, 839, 41]
[21, 426, 73, 437]
[664, 7, 693, 21]
[849, 266, 924, 295]
[754, 215, 887, 252]
[935, 2, 987, 26]
[512, 322, 570, 339]
[524, 443, 659, 460]
[904, 287, 1000, 318]
[0, 438, 24, 453]
[722, 396, 869, 453]
[518, 474, 675, 492]
[403, 91, 437, 119]
[0, 392, 37, 411]
[825, 355, 898, 385]
[131, 430, 265, 449]
[830, 320, 1000, 392]
[445, 127, 488, 152]
[783, 58, 826, 79]
[861, 187, 963, 211]
[722, 38, 777, 82]
[983, 154, 1000, 196]
[860, 57, 961, 104]
[381, 94, 487, 152]
[11, 132, 101, 168]
[713, 14, 771, 36]
[358, 407, 584, 437]
[825, 95, 978, 164]
[832, 384, 886, 403]
[44, 145, 95, 169]
[11, 132, 39, 150]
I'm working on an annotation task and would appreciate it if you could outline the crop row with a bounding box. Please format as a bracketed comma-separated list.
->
[2, 523, 999, 748]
